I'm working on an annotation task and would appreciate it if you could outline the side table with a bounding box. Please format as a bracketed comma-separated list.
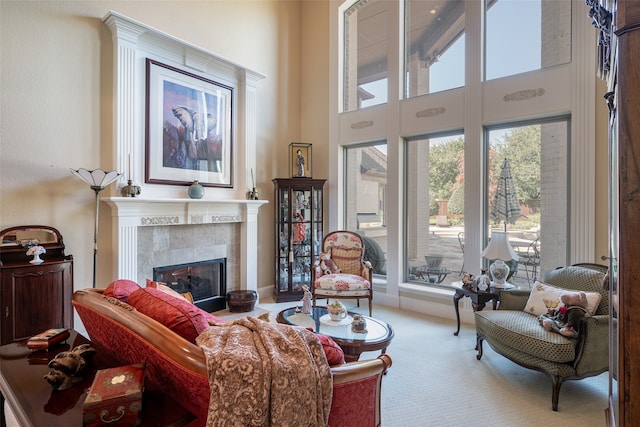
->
[0, 330, 195, 427]
[451, 281, 502, 336]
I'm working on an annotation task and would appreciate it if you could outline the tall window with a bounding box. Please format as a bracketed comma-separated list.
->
[405, 132, 465, 285]
[345, 143, 388, 277]
[405, 0, 465, 97]
[335, 0, 591, 294]
[343, 0, 389, 111]
[486, 119, 569, 284]
[485, 0, 571, 81]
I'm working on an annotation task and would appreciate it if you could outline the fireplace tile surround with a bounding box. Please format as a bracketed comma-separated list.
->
[138, 224, 236, 291]
[105, 198, 267, 293]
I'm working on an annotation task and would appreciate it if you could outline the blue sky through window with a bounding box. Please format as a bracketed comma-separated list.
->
[360, 0, 543, 107]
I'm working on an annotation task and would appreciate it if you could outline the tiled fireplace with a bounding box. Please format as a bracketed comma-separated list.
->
[104, 198, 266, 292]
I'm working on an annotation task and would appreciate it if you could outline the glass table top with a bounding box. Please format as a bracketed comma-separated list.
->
[278, 306, 390, 342]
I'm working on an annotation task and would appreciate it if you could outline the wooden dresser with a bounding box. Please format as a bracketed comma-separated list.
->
[0, 226, 73, 345]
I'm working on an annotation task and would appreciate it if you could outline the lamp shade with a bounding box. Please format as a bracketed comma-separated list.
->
[481, 231, 519, 262]
[70, 168, 121, 190]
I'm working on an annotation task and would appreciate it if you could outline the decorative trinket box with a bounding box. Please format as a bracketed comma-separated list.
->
[26, 328, 70, 351]
[83, 363, 145, 426]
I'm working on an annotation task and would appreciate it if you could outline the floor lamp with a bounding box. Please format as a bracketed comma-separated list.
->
[71, 168, 121, 288]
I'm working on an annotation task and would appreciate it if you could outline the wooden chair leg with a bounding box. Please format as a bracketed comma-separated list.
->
[368, 298, 372, 316]
[551, 376, 562, 411]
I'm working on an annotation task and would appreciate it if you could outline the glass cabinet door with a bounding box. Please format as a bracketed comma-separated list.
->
[273, 178, 325, 302]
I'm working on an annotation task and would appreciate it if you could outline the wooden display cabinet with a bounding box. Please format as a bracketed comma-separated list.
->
[0, 225, 73, 345]
[273, 178, 325, 302]
[589, 1, 640, 425]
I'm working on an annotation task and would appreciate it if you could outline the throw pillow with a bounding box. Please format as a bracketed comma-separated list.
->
[103, 279, 141, 303]
[128, 287, 211, 344]
[305, 328, 345, 365]
[146, 279, 194, 303]
[524, 281, 602, 316]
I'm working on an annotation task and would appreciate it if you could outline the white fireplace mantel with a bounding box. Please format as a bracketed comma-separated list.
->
[102, 12, 267, 292]
[105, 197, 267, 291]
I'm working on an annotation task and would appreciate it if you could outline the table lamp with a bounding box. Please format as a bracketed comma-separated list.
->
[481, 231, 519, 288]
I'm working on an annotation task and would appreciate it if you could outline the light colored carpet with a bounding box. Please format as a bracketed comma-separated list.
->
[261, 299, 608, 427]
[4, 300, 607, 426]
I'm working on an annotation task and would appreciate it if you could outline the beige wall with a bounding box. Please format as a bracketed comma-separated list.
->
[0, 1, 331, 293]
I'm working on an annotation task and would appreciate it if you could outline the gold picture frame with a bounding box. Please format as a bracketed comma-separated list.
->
[289, 142, 312, 178]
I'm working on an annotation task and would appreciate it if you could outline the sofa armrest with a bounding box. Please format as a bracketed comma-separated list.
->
[497, 289, 531, 311]
[574, 314, 609, 376]
[328, 354, 391, 427]
[331, 354, 391, 384]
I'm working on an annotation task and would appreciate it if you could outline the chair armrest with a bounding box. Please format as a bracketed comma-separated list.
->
[574, 314, 609, 375]
[497, 289, 531, 311]
[361, 261, 373, 281]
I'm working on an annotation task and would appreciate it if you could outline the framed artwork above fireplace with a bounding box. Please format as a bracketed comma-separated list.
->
[145, 59, 233, 188]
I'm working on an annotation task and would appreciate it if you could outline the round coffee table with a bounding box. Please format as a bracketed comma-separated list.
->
[276, 306, 394, 362]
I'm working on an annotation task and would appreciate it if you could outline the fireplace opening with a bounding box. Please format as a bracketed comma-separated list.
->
[153, 258, 226, 313]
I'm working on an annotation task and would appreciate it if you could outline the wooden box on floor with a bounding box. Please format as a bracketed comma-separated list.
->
[83, 363, 145, 426]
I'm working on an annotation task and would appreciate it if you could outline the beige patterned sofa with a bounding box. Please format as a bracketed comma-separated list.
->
[475, 265, 608, 411]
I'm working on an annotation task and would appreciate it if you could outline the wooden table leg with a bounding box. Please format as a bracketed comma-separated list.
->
[453, 290, 464, 336]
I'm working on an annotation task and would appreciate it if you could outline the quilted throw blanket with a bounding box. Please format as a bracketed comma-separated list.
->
[196, 317, 333, 426]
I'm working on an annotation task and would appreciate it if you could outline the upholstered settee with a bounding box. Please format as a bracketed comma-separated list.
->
[475, 265, 608, 411]
[72, 288, 392, 427]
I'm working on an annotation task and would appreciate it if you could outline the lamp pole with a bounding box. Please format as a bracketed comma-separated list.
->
[92, 186, 101, 289]
[71, 168, 122, 288]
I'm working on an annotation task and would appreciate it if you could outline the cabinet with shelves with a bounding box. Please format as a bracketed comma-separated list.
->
[273, 178, 325, 302]
[0, 226, 73, 345]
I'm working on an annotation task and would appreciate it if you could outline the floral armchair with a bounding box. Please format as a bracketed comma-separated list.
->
[313, 230, 373, 315]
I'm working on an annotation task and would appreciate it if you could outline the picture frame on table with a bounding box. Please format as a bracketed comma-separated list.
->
[145, 59, 233, 188]
[289, 142, 312, 178]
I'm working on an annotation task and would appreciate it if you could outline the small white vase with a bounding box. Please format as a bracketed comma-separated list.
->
[30, 253, 44, 264]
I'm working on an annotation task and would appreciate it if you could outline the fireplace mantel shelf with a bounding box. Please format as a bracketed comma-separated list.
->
[104, 196, 268, 206]
[104, 197, 268, 224]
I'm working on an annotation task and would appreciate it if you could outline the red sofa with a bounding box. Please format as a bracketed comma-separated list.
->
[72, 288, 392, 426]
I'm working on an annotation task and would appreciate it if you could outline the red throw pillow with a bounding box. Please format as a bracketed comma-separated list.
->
[315, 333, 345, 365]
[103, 279, 141, 303]
[128, 288, 210, 344]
